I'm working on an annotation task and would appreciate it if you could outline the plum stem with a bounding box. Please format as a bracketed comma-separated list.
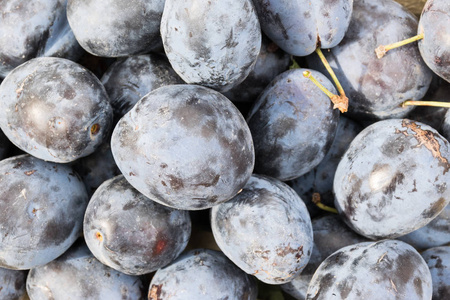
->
[375, 33, 425, 59]
[312, 193, 338, 214]
[303, 71, 348, 113]
[401, 100, 450, 108]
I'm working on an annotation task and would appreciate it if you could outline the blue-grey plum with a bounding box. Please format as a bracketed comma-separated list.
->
[84, 175, 191, 275]
[281, 214, 369, 300]
[111, 84, 254, 210]
[306, 240, 433, 299]
[101, 53, 184, 121]
[421, 246, 450, 299]
[417, 0, 450, 83]
[334, 119, 450, 239]
[305, 0, 433, 122]
[397, 204, 450, 251]
[0, 154, 88, 270]
[0, 267, 27, 300]
[246, 68, 339, 181]
[67, 0, 164, 57]
[148, 249, 258, 300]
[72, 139, 121, 197]
[0, 57, 113, 163]
[289, 116, 362, 217]
[26, 240, 145, 300]
[211, 174, 313, 284]
[223, 35, 291, 103]
[252, 0, 353, 56]
[0, 0, 82, 78]
[160, 0, 261, 92]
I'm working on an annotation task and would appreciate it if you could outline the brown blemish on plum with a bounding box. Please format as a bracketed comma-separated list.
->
[397, 119, 450, 174]
[276, 244, 304, 261]
[153, 238, 168, 256]
[193, 174, 220, 187]
[149, 284, 163, 300]
[24, 170, 36, 176]
[167, 175, 184, 190]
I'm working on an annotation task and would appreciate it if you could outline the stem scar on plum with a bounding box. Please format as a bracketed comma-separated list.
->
[95, 231, 103, 242]
[90, 123, 100, 138]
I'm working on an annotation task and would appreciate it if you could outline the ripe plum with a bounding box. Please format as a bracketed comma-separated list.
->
[211, 174, 313, 284]
[160, 0, 261, 92]
[420, 246, 450, 299]
[84, 175, 191, 275]
[334, 119, 450, 239]
[111, 84, 254, 210]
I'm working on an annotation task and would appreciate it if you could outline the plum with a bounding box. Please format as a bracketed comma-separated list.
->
[211, 174, 313, 284]
[101, 53, 184, 121]
[0, 267, 27, 300]
[161, 0, 261, 92]
[0, 0, 82, 78]
[0, 154, 88, 270]
[334, 119, 450, 239]
[252, 0, 353, 56]
[306, 240, 433, 299]
[0, 57, 113, 163]
[247, 68, 339, 181]
[421, 246, 450, 299]
[84, 175, 191, 275]
[26, 240, 145, 299]
[111, 84, 254, 210]
[148, 249, 258, 300]
[67, 0, 164, 57]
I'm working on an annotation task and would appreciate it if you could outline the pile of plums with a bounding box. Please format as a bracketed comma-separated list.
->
[0, 0, 449, 299]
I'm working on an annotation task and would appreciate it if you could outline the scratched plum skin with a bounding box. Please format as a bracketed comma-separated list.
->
[0, 57, 113, 163]
[111, 84, 254, 210]
[26, 241, 145, 300]
[252, 0, 353, 56]
[334, 119, 450, 240]
[0, 154, 88, 270]
[67, 0, 164, 57]
[211, 174, 313, 284]
[0, 0, 82, 79]
[306, 240, 433, 300]
[148, 249, 258, 300]
[84, 175, 191, 276]
[161, 0, 261, 92]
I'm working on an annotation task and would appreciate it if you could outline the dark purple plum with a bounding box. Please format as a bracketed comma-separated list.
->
[211, 174, 313, 284]
[289, 116, 362, 217]
[0, 154, 88, 270]
[417, 0, 450, 83]
[397, 204, 450, 251]
[421, 246, 450, 299]
[222, 35, 291, 103]
[306, 240, 433, 299]
[0, 267, 27, 300]
[281, 214, 369, 300]
[0, 0, 82, 78]
[306, 0, 433, 121]
[72, 138, 121, 197]
[26, 240, 145, 299]
[67, 0, 164, 57]
[160, 0, 261, 92]
[0, 57, 113, 163]
[334, 119, 450, 239]
[246, 68, 339, 181]
[252, 0, 353, 56]
[111, 84, 254, 210]
[148, 249, 258, 300]
[84, 175, 191, 275]
[100, 53, 184, 121]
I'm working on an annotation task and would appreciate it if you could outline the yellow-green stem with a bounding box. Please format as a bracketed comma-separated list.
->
[376, 33, 424, 59]
[315, 48, 346, 98]
[303, 71, 348, 113]
[401, 100, 450, 108]
[312, 193, 338, 214]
